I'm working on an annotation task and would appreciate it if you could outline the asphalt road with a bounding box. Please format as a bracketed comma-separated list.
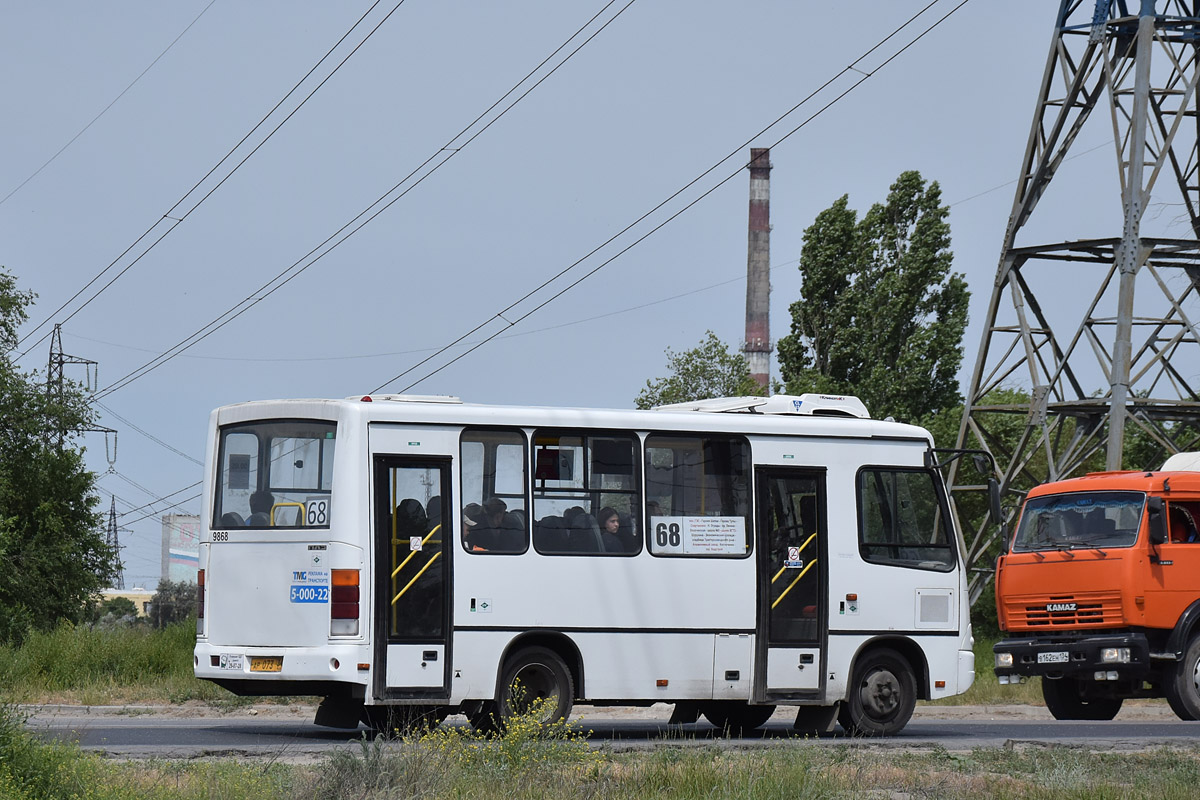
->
[25, 704, 1200, 761]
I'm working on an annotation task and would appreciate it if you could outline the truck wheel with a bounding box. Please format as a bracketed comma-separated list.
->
[1164, 636, 1200, 720]
[1041, 677, 1121, 720]
[837, 648, 916, 737]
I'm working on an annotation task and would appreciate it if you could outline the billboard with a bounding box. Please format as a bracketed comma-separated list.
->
[161, 514, 200, 584]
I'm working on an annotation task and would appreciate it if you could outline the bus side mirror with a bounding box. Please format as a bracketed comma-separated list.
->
[1148, 496, 1167, 546]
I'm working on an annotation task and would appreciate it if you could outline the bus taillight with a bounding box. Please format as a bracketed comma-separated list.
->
[196, 569, 205, 636]
[331, 569, 359, 636]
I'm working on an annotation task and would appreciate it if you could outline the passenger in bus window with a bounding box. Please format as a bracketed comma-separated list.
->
[598, 507, 623, 552]
[426, 495, 442, 533]
[462, 503, 485, 550]
[247, 491, 274, 527]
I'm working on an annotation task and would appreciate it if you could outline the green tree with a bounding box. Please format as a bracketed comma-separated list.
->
[778, 171, 969, 425]
[89, 595, 139, 625]
[0, 269, 114, 645]
[149, 579, 196, 629]
[635, 331, 764, 410]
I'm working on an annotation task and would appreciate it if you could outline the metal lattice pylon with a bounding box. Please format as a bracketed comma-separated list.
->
[106, 496, 126, 591]
[951, 0, 1200, 603]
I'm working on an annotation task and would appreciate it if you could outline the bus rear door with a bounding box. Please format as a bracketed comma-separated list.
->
[372, 457, 452, 699]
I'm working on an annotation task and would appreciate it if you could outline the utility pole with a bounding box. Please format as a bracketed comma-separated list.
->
[951, 1, 1200, 604]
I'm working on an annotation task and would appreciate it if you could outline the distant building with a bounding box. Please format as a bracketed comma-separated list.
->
[161, 514, 200, 583]
[100, 587, 154, 617]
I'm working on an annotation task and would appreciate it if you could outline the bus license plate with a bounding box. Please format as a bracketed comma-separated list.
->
[1037, 651, 1069, 664]
[249, 656, 283, 672]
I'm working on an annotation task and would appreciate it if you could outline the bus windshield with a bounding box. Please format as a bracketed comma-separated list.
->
[1012, 491, 1144, 552]
[213, 419, 336, 529]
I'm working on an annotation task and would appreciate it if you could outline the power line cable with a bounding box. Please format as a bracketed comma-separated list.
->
[70, 255, 799, 363]
[91, 0, 636, 400]
[122, 494, 203, 527]
[113, 482, 204, 519]
[14, 0, 407, 359]
[0, 0, 218, 209]
[94, 400, 203, 466]
[375, 0, 969, 393]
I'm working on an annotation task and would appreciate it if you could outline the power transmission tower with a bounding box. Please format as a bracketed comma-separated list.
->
[45, 323, 117, 461]
[47, 323, 96, 403]
[951, 1, 1200, 603]
[106, 496, 126, 590]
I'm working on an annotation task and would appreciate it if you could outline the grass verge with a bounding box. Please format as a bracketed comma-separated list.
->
[7, 696, 1200, 799]
[0, 620, 245, 706]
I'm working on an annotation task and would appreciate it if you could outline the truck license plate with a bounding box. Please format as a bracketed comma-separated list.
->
[1037, 651, 1069, 664]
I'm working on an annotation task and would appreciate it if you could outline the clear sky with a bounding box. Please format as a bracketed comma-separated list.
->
[1, 1, 1132, 588]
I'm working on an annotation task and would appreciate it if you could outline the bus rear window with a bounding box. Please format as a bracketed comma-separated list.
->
[214, 420, 336, 529]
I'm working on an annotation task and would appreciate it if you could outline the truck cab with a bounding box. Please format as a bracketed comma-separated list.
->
[993, 466, 1200, 720]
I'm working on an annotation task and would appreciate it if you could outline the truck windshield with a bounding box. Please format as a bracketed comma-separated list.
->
[1012, 491, 1144, 552]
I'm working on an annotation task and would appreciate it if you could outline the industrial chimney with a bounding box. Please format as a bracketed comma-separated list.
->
[744, 148, 772, 390]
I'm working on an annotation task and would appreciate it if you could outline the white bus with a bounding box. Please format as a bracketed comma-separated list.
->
[193, 392, 975, 736]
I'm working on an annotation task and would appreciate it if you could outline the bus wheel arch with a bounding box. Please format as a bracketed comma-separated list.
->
[838, 639, 924, 736]
[846, 636, 930, 699]
[470, 632, 581, 733]
[496, 631, 584, 699]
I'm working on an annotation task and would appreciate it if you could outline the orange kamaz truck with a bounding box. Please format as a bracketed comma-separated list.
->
[993, 454, 1200, 720]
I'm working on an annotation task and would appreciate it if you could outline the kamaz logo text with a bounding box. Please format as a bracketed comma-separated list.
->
[1046, 602, 1077, 612]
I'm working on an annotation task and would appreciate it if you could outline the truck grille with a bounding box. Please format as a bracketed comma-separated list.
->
[1005, 592, 1123, 628]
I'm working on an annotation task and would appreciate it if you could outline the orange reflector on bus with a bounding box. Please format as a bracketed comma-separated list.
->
[935, 680, 946, 689]
[332, 569, 359, 586]
[357, 663, 370, 671]
[656, 679, 669, 688]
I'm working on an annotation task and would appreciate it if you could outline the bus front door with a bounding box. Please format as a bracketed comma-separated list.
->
[373, 458, 452, 698]
[756, 468, 826, 696]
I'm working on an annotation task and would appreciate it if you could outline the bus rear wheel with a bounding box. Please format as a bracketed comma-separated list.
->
[1041, 677, 1122, 720]
[701, 701, 776, 736]
[473, 646, 574, 734]
[838, 648, 916, 737]
[1164, 636, 1200, 721]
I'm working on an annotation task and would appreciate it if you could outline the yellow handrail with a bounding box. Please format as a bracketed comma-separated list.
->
[771, 559, 816, 610]
[271, 501, 305, 526]
[771, 532, 817, 583]
[391, 523, 442, 579]
[392, 551, 441, 606]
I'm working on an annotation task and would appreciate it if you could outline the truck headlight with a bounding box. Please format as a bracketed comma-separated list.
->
[995, 652, 1014, 668]
[1100, 647, 1131, 664]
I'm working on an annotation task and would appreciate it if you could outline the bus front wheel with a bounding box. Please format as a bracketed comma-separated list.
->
[1164, 635, 1200, 721]
[838, 648, 916, 736]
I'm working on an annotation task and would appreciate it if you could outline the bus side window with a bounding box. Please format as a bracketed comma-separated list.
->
[459, 429, 529, 554]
